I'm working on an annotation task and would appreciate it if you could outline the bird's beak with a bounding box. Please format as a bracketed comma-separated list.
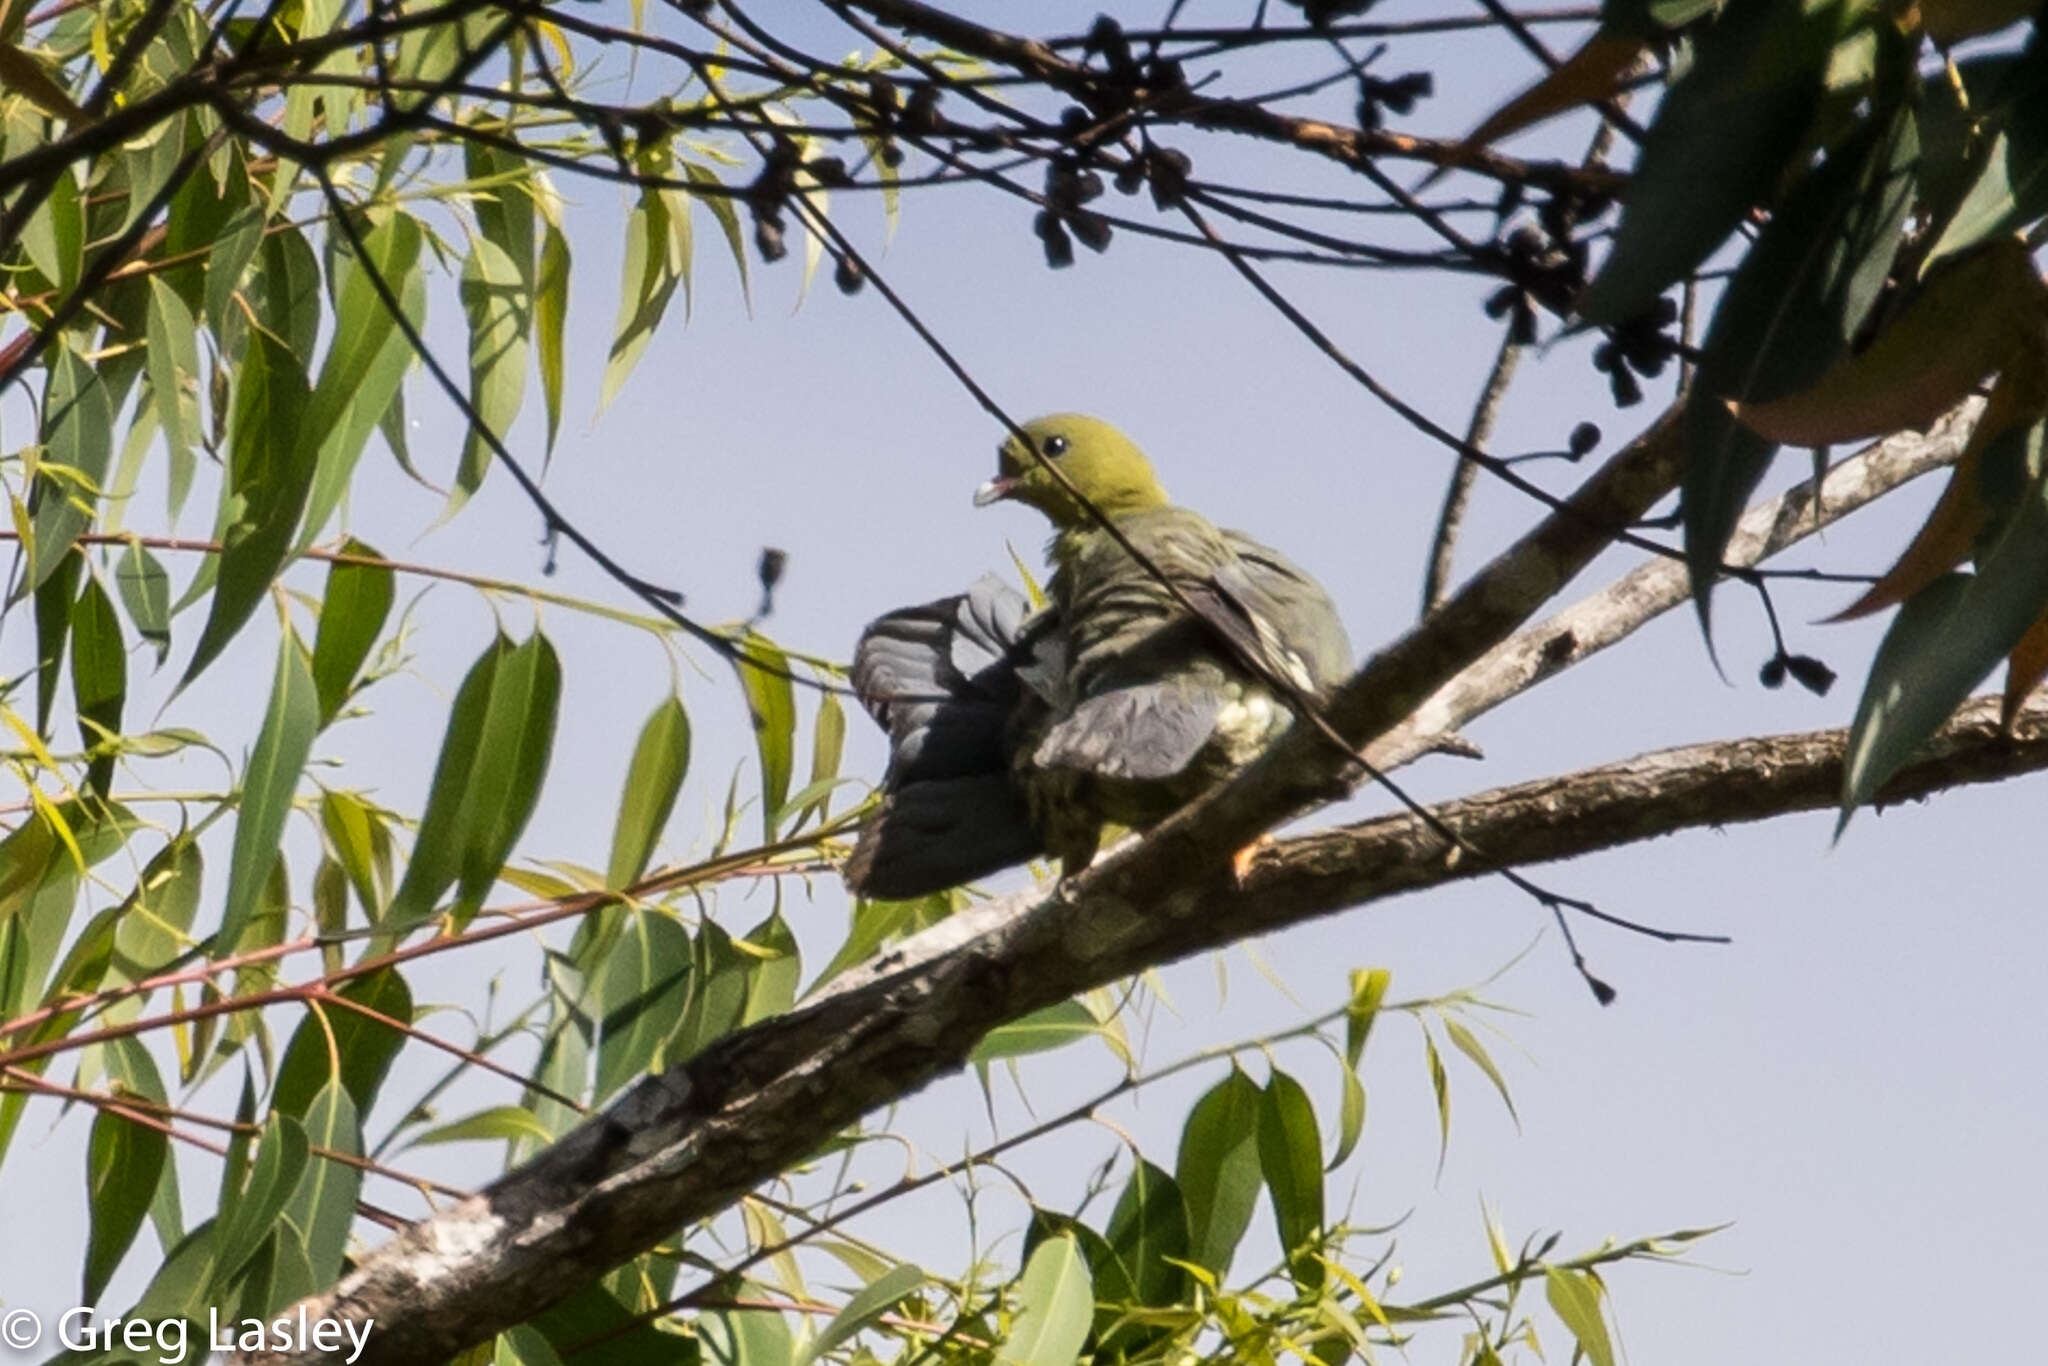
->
[973, 475, 1018, 507]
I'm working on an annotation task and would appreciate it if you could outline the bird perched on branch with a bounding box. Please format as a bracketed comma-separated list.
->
[845, 415, 1350, 899]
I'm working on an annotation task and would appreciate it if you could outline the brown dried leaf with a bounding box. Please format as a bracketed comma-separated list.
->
[1829, 361, 2048, 619]
[1439, 30, 1643, 173]
[1734, 240, 2047, 447]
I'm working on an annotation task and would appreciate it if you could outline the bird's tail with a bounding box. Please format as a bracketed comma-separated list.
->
[844, 775, 1042, 900]
[845, 576, 1048, 898]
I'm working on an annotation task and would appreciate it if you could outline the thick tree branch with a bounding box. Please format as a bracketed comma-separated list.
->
[1373, 404, 1980, 771]
[252, 692, 2048, 1366]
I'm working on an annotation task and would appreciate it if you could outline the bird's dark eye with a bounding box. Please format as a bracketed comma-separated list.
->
[1043, 435, 1069, 457]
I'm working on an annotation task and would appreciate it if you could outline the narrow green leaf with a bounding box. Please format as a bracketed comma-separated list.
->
[310, 539, 394, 723]
[1426, 1029, 1452, 1173]
[107, 836, 203, 1022]
[534, 1281, 696, 1366]
[32, 547, 82, 733]
[593, 909, 693, 1098]
[282, 1078, 361, 1284]
[219, 629, 318, 947]
[145, 275, 202, 476]
[1258, 1068, 1326, 1290]
[537, 223, 570, 458]
[128, 1220, 219, 1328]
[739, 911, 800, 1026]
[1926, 41, 2048, 267]
[1578, 0, 1836, 325]
[1343, 967, 1390, 1071]
[116, 541, 172, 665]
[467, 139, 538, 286]
[1444, 1018, 1520, 1126]
[204, 206, 265, 338]
[69, 572, 125, 797]
[607, 695, 691, 888]
[457, 632, 560, 921]
[320, 789, 393, 922]
[182, 331, 315, 687]
[1684, 84, 1918, 622]
[970, 999, 1102, 1063]
[300, 210, 425, 544]
[686, 162, 751, 308]
[667, 919, 748, 1067]
[29, 349, 113, 590]
[21, 163, 82, 293]
[998, 1232, 1092, 1366]
[733, 634, 796, 839]
[273, 968, 411, 1119]
[412, 1104, 557, 1148]
[83, 1107, 168, 1302]
[1544, 1267, 1617, 1366]
[250, 223, 323, 365]
[1842, 567, 2041, 823]
[601, 178, 688, 409]
[1328, 1065, 1366, 1171]
[1104, 1160, 1189, 1308]
[452, 235, 531, 511]
[1176, 1067, 1264, 1277]
[212, 1113, 309, 1290]
[387, 632, 561, 927]
[797, 1264, 926, 1366]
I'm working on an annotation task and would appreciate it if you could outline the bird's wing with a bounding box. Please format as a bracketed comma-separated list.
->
[1213, 531, 1353, 694]
[844, 774, 1042, 900]
[846, 575, 1049, 898]
[1031, 674, 1222, 781]
[851, 574, 1027, 784]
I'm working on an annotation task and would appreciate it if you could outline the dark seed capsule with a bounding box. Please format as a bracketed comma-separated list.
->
[833, 255, 865, 295]
[1568, 421, 1601, 457]
[902, 86, 941, 134]
[1070, 211, 1113, 253]
[754, 216, 787, 263]
[1785, 654, 1837, 696]
[1039, 215, 1075, 269]
[804, 157, 851, 187]
[1759, 655, 1788, 689]
[758, 547, 788, 592]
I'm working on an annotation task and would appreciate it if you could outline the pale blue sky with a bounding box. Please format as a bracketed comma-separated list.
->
[2, 3, 2043, 1363]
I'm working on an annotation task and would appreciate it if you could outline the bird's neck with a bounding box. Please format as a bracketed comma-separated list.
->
[1047, 499, 1166, 570]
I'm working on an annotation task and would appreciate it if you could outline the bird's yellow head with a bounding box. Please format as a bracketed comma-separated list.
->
[974, 414, 1169, 529]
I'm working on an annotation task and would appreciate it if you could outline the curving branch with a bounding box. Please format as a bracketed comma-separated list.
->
[837, 0, 1619, 194]
[249, 687, 2048, 1366]
[1374, 404, 1980, 772]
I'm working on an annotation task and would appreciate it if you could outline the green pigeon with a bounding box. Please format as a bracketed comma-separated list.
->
[844, 414, 1350, 898]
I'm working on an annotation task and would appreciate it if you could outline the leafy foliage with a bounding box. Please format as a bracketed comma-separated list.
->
[2, 0, 2043, 1360]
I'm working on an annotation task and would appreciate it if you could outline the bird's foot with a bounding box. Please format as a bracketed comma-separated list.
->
[1231, 835, 1276, 885]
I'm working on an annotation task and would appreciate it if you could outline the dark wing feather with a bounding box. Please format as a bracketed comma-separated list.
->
[846, 575, 1050, 897]
[844, 774, 1041, 900]
[1213, 532, 1352, 693]
[1031, 675, 1221, 781]
[851, 575, 1026, 784]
